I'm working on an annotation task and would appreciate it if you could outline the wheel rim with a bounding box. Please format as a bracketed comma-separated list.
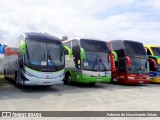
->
[67, 75, 72, 83]
[90, 82, 96, 85]
[3, 70, 5, 76]
[16, 76, 19, 85]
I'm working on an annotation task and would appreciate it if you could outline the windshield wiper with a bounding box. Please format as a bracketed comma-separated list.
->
[47, 48, 57, 70]
[100, 56, 107, 71]
[91, 56, 98, 71]
[25, 45, 30, 61]
[59, 48, 63, 61]
[132, 67, 146, 73]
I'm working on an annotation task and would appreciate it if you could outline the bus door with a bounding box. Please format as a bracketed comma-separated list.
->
[113, 58, 127, 83]
[72, 40, 81, 81]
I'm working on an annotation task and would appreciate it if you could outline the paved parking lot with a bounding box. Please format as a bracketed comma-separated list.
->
[0, 78, 160, 120]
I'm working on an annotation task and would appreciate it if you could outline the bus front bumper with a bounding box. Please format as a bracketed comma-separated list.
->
[150, 77, 160, 83]
[22, 73, 64, 86]
[127, 79, 150, 84]
[78, 75, 111, 83]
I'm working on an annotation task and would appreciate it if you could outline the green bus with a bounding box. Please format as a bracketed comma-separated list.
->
[63, 39, 111, 85]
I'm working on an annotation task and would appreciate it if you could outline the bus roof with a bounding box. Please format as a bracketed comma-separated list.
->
[25, 32, 61, 43]
[145, 44, 160, 48]
[62, 38, 106, 43]
[110, 40, 143, 44]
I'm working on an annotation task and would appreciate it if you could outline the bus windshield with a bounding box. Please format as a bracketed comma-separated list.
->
[124, 41, 146, 58]
[47, 43, 64, 66]
[128, 58, 149, 74]
[25, 39, 64, 66]
[156, 64, 160, 72]
[151, 47, 160, 56]
[82, 51, 110, 71]
[80, 39, 109, 52]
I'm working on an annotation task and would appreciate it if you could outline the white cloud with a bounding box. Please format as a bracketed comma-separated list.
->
[0, 0, 159, 45]
[144, 0, 160, 11]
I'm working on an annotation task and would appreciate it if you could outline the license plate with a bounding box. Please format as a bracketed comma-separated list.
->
[96, 79, 102, 81]
[43, 82, 51, 85]
[139, 81, 143, 84]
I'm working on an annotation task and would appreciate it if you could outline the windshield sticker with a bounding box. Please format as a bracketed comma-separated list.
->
[105, 71, 109, 76]
[41, 61, 47, 65]
[84, 62, 88, 66]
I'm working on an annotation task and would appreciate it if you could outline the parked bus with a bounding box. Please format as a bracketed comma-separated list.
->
[63, 39, 111, 85]
[3, 32, 70, 87]
[145, 45, 160, 83]
[108, 40, 150, 84]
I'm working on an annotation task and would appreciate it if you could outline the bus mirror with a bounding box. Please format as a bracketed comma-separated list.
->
[126, 56, 132, 66]
[149, 58, 156, 68]
[20, 40, 26, 54]
[80, 48, 86, 60]
[109, 51, 118, 71]
[110, 51, 118, 61]
[64, 46, 72, 58]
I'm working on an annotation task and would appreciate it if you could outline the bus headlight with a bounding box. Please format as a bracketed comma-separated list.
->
[146, 77, 150, 80]
[128, 76, 135, 79]
[59, 72, 64, 77]
[25, 71, 34, 77]
[83, 73, 91, 76]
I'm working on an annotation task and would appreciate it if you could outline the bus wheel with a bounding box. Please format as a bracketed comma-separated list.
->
[89, 82, 96, 86]
[3, 69, 6, 79]
[65, 74, 72, 85]
[15, 72, 22, 88]
[44, 85, 52, 88]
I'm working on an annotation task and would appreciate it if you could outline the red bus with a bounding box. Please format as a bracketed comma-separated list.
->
[108, 40, 150, 84]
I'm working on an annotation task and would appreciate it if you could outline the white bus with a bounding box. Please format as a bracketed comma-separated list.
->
[3, 32, 69, 87]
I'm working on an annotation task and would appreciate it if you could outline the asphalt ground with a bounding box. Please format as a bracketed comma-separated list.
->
[0, 78, 160, 120]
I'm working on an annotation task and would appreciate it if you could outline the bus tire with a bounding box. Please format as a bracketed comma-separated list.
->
[64, 73, 72, 85]
[89, 82, 96, 86]
[44, 85, 52, 88]
[15, 71, 22, 88]
[3, 69, 6, 79]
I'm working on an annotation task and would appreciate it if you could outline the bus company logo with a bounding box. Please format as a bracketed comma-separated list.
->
[119, 75, 125, 79]
[46, 75, 49, 78]
[2, 112, 11, 117]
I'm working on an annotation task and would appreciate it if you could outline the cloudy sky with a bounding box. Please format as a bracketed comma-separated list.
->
[0, 0, 160, 45]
